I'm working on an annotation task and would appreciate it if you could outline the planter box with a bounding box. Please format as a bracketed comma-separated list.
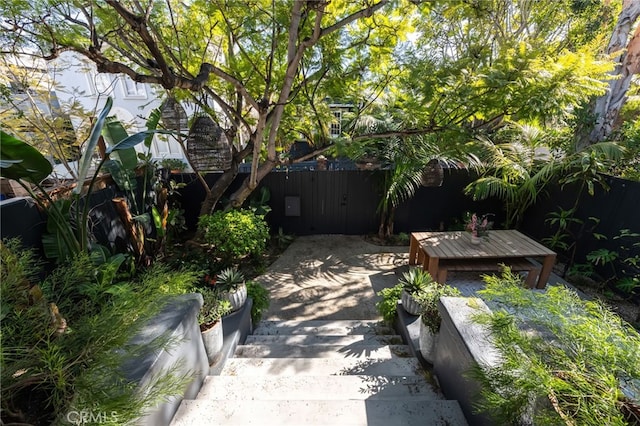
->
[433, 297, 499, 426]
[122, 293, 209, 426]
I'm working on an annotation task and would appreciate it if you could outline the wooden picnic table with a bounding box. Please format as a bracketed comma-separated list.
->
[408, 230, 557, 289]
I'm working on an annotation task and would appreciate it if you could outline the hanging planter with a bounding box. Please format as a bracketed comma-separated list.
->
[420, 158, 444, 187]
[160, 97, 188, 131]
[186, 115, 232, 172]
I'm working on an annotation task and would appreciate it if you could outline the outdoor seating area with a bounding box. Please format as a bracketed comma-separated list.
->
[408, 230, 557, 289]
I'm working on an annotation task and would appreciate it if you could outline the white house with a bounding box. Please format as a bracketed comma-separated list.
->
[49, 52, 185, 163]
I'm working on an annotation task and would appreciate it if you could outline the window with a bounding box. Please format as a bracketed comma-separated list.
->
[92, 73, 115, 95]
[121, 76, 147, 99]
[330, 110, 342, 138]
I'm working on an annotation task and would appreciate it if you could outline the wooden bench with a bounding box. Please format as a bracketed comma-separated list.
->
[435, 258, 541, 288]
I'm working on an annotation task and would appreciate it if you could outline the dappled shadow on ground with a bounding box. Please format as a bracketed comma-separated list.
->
[257, 235, 408, 320]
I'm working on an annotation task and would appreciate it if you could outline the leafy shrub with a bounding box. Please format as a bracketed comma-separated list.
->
[198, 287, 232, 330]
[472, 268, 640, 425]
[198, 209, 269, 262]
[247, 280, 270, 324]
[413, 283, 461, 333]
[0, 240, 197, 425]
[376, 283, 403, 324]
[159, 158, 187, 171]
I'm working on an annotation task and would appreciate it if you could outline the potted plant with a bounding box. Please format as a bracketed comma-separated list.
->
[215, 267, 248, 312]
[466, 212, 493, 244]
[198, 287, 232, 365]
[413, 283, 461, 363]
[399, 268, 436, 315]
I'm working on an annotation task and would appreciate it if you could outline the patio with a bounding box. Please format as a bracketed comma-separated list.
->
[3, 1, 640, 423]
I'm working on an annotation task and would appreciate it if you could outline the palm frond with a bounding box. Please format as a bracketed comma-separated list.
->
[465, 176, 517, 203]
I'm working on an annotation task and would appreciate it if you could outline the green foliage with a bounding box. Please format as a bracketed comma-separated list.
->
[248, 186, 272, 216]
[160, 158, 187, 171]
[0, 240, 198, 425]
[216, 266, 245, 292]
[273, 227, 295, 250]
[396, 232, 410, 245]
[413, 283, 461, 333]
[376, 283, 403, 324]
[398, 268, 436, 295]
[198, 209, 269, 262]
[198, 287, 232, 330]
[471, 268, 640, 425]
[610, 120, 640, 181]
[1, 98, 165, 263]
[467, 126, 624, 228]
[246, 280, 270, 325]
[580, 229, 640, 296]
[102, 116, 139, 171]
[0, 57, 84, 173]
[0, 129, 53, 183]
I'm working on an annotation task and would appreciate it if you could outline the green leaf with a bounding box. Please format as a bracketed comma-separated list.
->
[144, 108, 162, 148]
[103, 160, 136, 192]
[0, 130, 53, 183]
[106, 130, 173, 154]
[74, 97, 113, 194]
[152, 206, 165, 238]
[102, 117, 138, 170]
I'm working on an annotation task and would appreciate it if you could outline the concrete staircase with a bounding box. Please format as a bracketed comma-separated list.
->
[170, 320, 468, 425]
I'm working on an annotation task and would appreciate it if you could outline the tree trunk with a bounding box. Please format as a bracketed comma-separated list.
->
[377, 205, 396, 239]
[228, 158, 277, 208]
[198, 160, 241, 217]
[577, 0, 640, 150]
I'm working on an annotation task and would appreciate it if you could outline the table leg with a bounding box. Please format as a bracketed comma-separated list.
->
[409, 234, 418, 265]
[536, 254, 557, 289]
[427, 257, 440, 281]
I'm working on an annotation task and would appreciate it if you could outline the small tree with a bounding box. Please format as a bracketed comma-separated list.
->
[0, 0, 403, 215]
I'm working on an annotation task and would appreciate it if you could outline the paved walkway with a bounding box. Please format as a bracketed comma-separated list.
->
[171, 235, 473, 425]
[256, 235, 409, 321]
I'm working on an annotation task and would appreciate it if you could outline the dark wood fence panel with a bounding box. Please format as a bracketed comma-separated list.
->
[261, 170, 380, 235]
[521, 175, 640, 274]
[3, 170, 638, 271]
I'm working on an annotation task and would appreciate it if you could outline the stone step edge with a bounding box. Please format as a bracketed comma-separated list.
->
[220, 357, 425, 377]
[244, 334, 404, 344]
[170, 399, 468, 426]
[195, 374, 441, 401]
[234, 344, 412, 358]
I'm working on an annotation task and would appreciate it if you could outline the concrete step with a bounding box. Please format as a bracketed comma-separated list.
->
[244, 333, 403, 346]
[196, 375, 441, 401]
[253, 320, 394, 336]
[220, 357, 424, 377]
[234, 344, 411, 359]
[170, 399, 469, 425]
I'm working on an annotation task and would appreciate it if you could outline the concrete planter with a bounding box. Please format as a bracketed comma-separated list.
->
[419, 319, 437, 363]
[201, 319, 224, 365]
[224, 283, 247, 312]
[401, 290, 421, 315]
[123, 293, 209, 426]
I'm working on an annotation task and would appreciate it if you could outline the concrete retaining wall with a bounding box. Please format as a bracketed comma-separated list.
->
[433, 297, 500, 426]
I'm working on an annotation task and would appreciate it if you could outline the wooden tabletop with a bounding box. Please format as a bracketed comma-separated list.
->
[416, 230, 556, 259]
[410, 230, 557, 288]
